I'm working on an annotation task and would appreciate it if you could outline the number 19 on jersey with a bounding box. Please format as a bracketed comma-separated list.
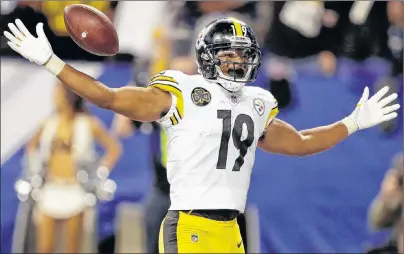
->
[216, 110, 255, 172]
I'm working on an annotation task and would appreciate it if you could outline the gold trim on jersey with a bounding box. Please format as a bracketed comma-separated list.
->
[265, 105, 279, 127]
[229, 17, 243, 36]
[170, 114, 179, 125]
[151, 74, 178, 84]
[150, 82, 184, 124]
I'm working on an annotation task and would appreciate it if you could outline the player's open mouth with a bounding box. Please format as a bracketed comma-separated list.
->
[228, 68, 245, 79]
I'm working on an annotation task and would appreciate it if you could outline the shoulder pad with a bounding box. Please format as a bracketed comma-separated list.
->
[149, 70, 185, 87]
[246, 86, 279, 135]
[247, 86, 278, 106]
[149, 70, 187, 127]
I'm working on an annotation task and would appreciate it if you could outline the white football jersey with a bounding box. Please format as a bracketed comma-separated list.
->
[150, 70, 278, 212]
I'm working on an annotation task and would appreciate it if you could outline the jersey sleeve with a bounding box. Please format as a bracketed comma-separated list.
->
[258, 89, 279, 137]
[148, 70, 185, 128]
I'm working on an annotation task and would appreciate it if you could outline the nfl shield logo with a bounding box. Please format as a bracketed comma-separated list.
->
[191, 234, 199, 242]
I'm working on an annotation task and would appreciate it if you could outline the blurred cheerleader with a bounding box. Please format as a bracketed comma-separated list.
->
[25, 83, 122, 253]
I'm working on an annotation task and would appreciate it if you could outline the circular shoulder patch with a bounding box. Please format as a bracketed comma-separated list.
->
[191, 87, 211, 106]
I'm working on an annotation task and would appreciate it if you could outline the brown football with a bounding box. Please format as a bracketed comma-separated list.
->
[64, 4, 119, 56]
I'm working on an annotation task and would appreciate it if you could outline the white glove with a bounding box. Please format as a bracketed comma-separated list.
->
[3, 19, 65, 75]
[342, 86, 400, 135]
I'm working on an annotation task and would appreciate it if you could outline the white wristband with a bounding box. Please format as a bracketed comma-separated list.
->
[44, 54, 65, 76]
[341, 117, 359, 135]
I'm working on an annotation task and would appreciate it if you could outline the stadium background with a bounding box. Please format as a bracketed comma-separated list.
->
[1, 1, 403, 253]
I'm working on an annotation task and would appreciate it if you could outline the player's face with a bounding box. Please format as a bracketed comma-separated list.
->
[216, 48, 249, 79]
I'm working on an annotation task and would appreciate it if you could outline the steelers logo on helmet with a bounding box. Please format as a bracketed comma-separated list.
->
[196, 27, 207, 50]
[195, 17, 262, 92]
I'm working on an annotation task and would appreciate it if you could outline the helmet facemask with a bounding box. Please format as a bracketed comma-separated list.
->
[201, 36, 261, 92]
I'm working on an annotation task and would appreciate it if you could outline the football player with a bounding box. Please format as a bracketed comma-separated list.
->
[4, 18, 400, 253]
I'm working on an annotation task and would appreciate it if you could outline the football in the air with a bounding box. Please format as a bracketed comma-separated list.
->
[64, 4, 119, 56]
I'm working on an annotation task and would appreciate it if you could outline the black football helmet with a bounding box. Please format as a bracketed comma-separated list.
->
[195, 17, 261, 92]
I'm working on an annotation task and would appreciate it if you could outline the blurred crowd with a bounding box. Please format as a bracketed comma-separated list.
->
[368, 154, 403, 254]
[1, 1, 403, 127]
[1, 1, 403, 253]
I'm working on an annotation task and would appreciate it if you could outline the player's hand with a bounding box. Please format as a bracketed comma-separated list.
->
[344, 86, 400, 133]
[3, 19, 53, 65]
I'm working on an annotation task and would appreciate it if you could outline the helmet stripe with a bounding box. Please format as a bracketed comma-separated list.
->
[229, 17, 243, 36]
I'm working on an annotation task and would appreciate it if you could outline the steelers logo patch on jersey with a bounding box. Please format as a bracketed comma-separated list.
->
[253, 98, 265, 116]
[191, 87, 211, 106]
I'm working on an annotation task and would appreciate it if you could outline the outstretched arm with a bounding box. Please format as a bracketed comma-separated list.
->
[258, 118, 349, 156]
[3, 19, 171, 121]
[259, 86, 400, 156]
[57, 65, 171, 121]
